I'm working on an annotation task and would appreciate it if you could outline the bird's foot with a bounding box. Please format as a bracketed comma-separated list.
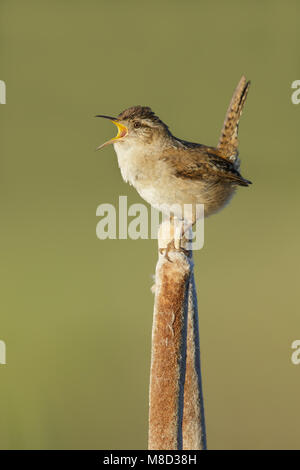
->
[158, 219, 193, 262]
[159, 239, 191, 262]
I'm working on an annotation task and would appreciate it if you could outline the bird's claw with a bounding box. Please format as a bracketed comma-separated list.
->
[159, 240, 190, 262]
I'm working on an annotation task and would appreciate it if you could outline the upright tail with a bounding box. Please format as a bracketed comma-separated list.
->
[217, 76, 250, 169]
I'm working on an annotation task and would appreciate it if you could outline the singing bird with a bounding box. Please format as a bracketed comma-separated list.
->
[96, 76, 251, 252]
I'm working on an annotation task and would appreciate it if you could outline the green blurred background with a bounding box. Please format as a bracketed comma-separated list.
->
[0, 0, 299, 450]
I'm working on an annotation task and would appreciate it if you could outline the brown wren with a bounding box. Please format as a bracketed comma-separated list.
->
[96, 76, 251, 251]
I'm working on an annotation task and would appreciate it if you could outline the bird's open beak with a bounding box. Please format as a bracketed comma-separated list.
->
[95, 115, 128, 150]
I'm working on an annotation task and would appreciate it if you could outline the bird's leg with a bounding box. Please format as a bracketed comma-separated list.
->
[178, 221, 194, 257]
[181, 222, 194, 243]
[161, 228, 191, 261]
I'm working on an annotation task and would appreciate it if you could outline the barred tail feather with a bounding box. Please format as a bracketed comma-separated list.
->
[218, 76, 250, 168]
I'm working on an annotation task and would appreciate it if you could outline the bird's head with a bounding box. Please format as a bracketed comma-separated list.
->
[96, 106, 170, 150]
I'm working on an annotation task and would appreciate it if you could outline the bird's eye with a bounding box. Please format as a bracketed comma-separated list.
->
[134, 121, 141, 129]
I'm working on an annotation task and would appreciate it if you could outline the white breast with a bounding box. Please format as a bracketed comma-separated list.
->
[113, 141, 138, 185]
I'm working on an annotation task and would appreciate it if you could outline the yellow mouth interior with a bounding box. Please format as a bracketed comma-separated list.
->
[97, 120, 128, 150]
[111, 121, 128, 140]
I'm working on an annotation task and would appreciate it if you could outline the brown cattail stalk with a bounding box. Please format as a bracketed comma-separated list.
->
[148, 250, 191, 450]
[148, 222, 206, 450]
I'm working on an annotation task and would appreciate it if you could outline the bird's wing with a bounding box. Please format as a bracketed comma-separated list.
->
[161, 146, 252, 187]
[217, 76, 250, 167]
